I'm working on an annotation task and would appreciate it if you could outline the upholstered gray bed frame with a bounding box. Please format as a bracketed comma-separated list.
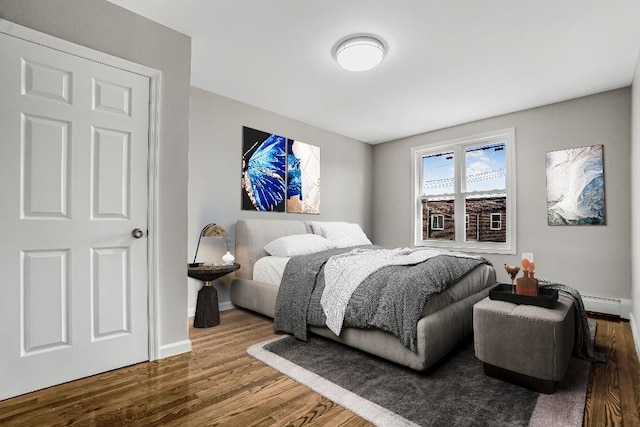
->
[230, 218, 492, 371]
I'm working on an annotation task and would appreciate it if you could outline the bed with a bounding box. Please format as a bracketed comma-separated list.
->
[230, 219, 496, 371]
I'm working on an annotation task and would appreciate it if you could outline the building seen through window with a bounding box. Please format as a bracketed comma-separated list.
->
[412, 128, 515, 254]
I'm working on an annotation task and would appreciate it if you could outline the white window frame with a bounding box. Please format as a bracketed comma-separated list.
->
[490, 213, 502, 230]
[431, 214, 444, 230]
[411, 128, 516, 254]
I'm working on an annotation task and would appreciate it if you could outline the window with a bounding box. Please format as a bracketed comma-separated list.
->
[411, 128, 516, 254]
[490, 213, 502, 230]
[431, 214, 444, 230]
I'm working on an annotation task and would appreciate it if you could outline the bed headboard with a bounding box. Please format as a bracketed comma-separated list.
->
[234, 219, 311, 280]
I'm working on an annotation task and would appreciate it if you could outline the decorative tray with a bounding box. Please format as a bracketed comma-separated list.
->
[489, 283, 558, 308]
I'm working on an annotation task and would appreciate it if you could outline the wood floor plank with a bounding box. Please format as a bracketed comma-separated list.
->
[583, 316, 632, 427]
[0, 309, 637, 426]
[613, 321, 640, 427]
[622, 321, 640, 424]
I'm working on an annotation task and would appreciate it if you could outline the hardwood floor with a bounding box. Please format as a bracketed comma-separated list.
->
[584, 314, 640, 427]
[0, 309, 638, 426]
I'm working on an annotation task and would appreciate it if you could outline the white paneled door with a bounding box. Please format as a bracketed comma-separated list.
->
[0, 31, 150, 400]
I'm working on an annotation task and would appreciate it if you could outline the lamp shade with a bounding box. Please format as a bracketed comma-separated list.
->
[200, 223, 227, 238]
[191, 223, 228, 265]
[335, 36, 385, 71]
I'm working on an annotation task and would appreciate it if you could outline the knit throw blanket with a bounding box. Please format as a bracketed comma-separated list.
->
[538, 279, 606, 363]
[322, 247, 484, 336]
[274, 246, 491, 352]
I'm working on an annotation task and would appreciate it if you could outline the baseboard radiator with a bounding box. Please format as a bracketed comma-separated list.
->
[582, 295, 631, 320]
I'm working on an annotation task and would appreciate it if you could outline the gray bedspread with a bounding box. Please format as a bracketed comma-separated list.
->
[274, 246, 492, 352]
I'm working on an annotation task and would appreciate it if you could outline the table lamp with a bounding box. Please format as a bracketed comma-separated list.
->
[190, 223, 234, 266]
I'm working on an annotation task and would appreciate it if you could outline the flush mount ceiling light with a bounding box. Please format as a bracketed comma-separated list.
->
[335, 35, 385, 72]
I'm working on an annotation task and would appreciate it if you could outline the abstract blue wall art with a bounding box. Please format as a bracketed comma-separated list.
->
[286, 139, 320, 214]
[546, 144, 606, 225]
[242, 127, 286, 212]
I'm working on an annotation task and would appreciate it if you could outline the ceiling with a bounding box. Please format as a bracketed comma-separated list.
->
[106, 1, 640, 144]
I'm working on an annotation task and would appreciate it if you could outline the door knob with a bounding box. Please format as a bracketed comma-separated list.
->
[132, 228, 144, 238]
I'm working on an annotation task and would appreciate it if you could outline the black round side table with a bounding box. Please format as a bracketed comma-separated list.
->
[188, 263, 240, 328]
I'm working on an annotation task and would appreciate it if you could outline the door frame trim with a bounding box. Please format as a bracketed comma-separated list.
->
[0, 19, 162, 360]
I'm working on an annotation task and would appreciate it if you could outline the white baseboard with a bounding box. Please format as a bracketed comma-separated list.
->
[582, 295, 631, 319]
[630, 312, 640, 362]
[188, 301, 236, 318]
[158, 339, 192, 359]
[219, 301, 235, 311]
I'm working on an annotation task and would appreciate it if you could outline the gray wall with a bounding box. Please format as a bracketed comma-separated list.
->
[0, 0, 192, 353]
[632, 55, 640, 346]
[373, 88, 632, 302]
[188, 87, 374, 311]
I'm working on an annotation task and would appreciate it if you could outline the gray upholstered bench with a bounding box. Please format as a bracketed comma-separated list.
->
[473, 295, 575, 393]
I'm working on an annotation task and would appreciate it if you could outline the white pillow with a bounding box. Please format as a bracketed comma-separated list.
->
[310, 221, 358, 236]
[309, 221, 327, 236]
[263, 234, 337, 257]
[317, 222, 372, 248]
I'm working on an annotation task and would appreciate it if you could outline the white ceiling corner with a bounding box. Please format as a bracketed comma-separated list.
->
[107, 0, 640, 144]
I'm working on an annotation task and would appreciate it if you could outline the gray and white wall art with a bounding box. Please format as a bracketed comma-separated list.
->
[545, 144, 606, 225]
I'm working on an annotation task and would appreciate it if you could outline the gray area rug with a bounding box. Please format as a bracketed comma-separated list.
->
[248, 331, 592, 427]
